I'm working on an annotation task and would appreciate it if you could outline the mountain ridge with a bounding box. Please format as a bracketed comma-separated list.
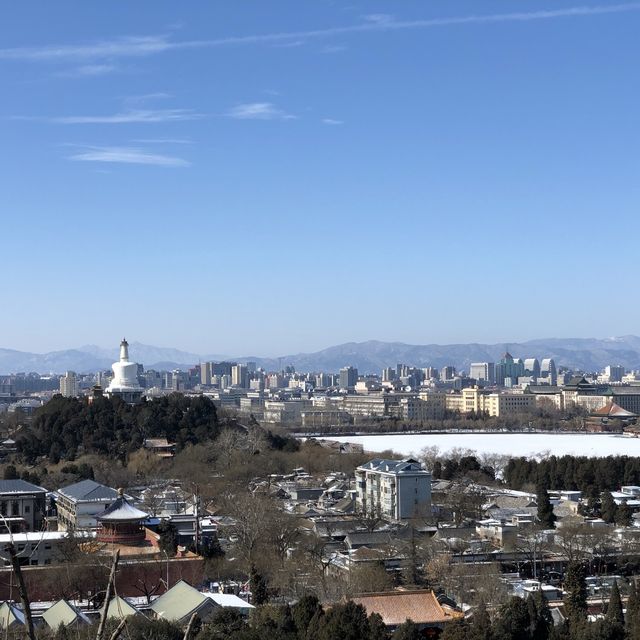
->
[2, 336, 640, 375]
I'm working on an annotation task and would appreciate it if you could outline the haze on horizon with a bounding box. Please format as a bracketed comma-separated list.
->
[2, 2, 639, 356]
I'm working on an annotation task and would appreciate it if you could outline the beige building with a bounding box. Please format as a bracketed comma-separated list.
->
[434, 387, 536, 417]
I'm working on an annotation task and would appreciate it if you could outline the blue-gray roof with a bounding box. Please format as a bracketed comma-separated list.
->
[359, 458, 427, 474]
[58, 479, 118, 502]
[0, 479, 47, 495]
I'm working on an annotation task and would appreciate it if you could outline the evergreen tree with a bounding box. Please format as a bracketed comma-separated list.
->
[441, 620, 469, 640]
[292, 595, 322, 640]
[468, 601, 493, 640]
[615, 502, 632, 527]
[601, 491, 618, 524]
[250, 564, 268, 605]
[368, 613, 387, 640]
[392, 619, 422, 640]
[528, 590, 552, 640]
[313, 601, 371, 640]
[157, 520, 178, 556]
[492, 596, 530, 640]
[605, 580, 624, 634]
[626, 581, 640, 640]
[536, 481, 556, 528]
[563, 561, 588, 624]
[3, 465, 18, 480]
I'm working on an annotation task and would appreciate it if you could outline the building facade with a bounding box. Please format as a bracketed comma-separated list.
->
[355, 459, 432, 521]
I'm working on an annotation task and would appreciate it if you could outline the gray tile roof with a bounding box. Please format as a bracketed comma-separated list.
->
[58, 479, 118, 502]
[359, 458, 426, 474]
[0, 479, 47, 495]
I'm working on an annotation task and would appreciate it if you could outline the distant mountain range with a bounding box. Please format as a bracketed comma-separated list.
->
[2, 336, 640, 375]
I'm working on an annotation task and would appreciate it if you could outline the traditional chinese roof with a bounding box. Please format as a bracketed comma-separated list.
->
[97, 491, 149, 523]
[351, 590, 463, 627]
[591, 401, 636, 418]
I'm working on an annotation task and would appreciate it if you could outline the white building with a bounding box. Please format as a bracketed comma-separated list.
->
[105, 339, 143, 404]
[59, 371, 78, 398]
[55, 479, 120, 531]
[355, 458, 431, 521]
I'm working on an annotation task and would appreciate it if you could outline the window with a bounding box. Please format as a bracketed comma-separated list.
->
[24, 505, 30, 514]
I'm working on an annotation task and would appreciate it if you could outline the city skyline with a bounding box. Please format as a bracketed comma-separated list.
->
[3, 1, 640, 354]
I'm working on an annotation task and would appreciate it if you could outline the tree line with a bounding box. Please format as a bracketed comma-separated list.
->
[504, 455, 640, 495]
[16, 394, 221, 463]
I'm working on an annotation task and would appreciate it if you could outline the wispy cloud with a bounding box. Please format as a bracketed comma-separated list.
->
[322, 118, 343, 125]
[131, 137, 193, 144]
[0, 36, 173, 61]
[56, 64, 117, 77]
[123, 92, 172, 104]
[226, 102, 296, 121]
[363, 14, 394, 25]
[67, 145, 190, 167]
[1, 5, 639, 61]
[320, 44, 347, 54]
[52, 108, 200, 124]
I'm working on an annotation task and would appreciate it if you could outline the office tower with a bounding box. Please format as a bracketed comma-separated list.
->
[339, 366, 358, 389]
[59, 371, 78, 397]
[232, 364, 249, 388]
[470, 362, 495, 384]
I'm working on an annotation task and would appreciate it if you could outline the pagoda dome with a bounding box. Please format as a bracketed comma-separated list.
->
[97, 489, 149, 545]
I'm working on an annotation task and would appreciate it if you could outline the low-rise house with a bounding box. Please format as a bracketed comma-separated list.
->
[0, 602, 24, 629]
[350, 590, 463, 633]
[56, 480, 119, 530]
[42, 600, 91, 629]
[0, 530, 95, 567]
[0, 479, 48, 532]
[150, 580, 217, 623]
[106, 596, 139, 620]
[205, 593, 254, 617]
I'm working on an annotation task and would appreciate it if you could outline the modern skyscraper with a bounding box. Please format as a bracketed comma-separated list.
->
[59, 371, 77, 397]
[339, 366, 358, 390]
[470, 362, 495, 384]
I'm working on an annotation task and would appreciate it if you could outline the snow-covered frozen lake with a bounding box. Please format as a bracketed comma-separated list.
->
[323, 432, 640, 459]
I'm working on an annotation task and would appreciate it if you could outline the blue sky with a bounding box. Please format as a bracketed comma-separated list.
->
[2, 1, 639, 356]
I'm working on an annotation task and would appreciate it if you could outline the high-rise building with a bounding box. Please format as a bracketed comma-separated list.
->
[200, 362, 212, 386]
[232, 364, 249, 388]
[339, 366, 358, 390]
[470, 362, 495, 384]
[605, 365, 625, 383]
[495, 352, 524, 387]
[440, 366, 456, 382]
[540, 358, 557, 385]
[523, 358, 541, 378]
[59, 371, 78, 397]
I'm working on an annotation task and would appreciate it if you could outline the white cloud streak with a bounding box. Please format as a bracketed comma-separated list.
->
[322, 118, 344, 125]
[0, 4, 638, 63]
[57, 64, 117, 77]
[226, 102, 296, 120]
[67, 145, 190, 167]
[52, 108, 200, 124]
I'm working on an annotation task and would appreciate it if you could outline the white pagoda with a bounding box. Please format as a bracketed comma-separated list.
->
[105, 339, 143, 404]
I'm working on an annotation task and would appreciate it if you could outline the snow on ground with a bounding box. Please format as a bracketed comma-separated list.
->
[322, 432, 640, 459]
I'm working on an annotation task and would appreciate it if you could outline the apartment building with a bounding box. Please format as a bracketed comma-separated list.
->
[355, 458, 432, 521]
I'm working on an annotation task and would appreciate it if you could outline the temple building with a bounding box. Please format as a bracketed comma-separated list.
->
[105, 339, 143, 404]
[96, 489, 149, 546]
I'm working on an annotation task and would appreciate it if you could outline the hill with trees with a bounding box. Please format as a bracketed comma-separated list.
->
[16, 394, 221, 463]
